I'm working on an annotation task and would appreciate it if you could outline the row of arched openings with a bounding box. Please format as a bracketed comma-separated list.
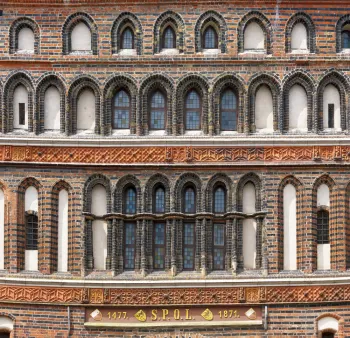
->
[8, 12, 350, 55]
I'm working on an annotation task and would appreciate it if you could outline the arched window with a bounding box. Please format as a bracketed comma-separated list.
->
[185, 90, 201, 130]
[255, 85, 273, 131]
[214, 186, 226, 213]
[154, 186, 165, 213]
[289, 84, 308, 131]
[18, 27, 34, 53]
[77, 88, 95, 132]
[44, 86, 60, 131]
[26, 213, 38, 251]
[121, 28, 134, 49]
[150, 91, 166, 130]
[25, 186, 38, 271]
[183, 222, 195, 270]
[124, 187, 137, 214]
[341, 24, 350, 49]
[213, 223, 225, 270]
[184, 187, 196, 213]
[291, 22, 308, 51]
[57, 189, 69, 272]
[323, 84, 341, 129]
[113, 90, 131, 129]
[154, 222, 166, 270]
[162, 26, 176, 49]
[317, 210, 329, 245]
[71, 22, 91, 52]
[244, 22, 264, 50]
[203, 26, 218, 49]
[220, 89, 237, 131]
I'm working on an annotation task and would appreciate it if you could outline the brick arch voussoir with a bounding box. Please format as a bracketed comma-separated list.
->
[194, 10, 227, 53]
[9, 17, 40, 54]
[144, 173, 171, 213]
[83, 174, 112, 214]
[205, 173, 233, 213]
[174, 173, 203, 213]
[285, 12, 316, 53]
[111, 12, 143, 55]
[153, 11, 185, 53]
[236, 172, 262, 212]
[62, 12, 98, 55]
[238, 11, 272, 54]
[114, 175, 142, 213]
[315, 312, 344, 337]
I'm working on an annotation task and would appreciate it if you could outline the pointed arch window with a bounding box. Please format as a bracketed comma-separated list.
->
[162, 26, 176, 49]
[150, 91, 166, 130]
[185, 90, 201, 130]
[220, 89, 237, 131]
[342, 25, 350, 49]
[154, 186, 165, 213]
[121, 27, 134, 49]
[203, 26, 218, 49]
[113, 90, 131, 129]
[214, 186, 226, 213]
[184, 186, 196, 213]
[124, 187, 137, 214]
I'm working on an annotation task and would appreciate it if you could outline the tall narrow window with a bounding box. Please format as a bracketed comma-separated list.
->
[162, 26, 176, 49]
[203, 26, 218, 49]
[184, 187, 196, 214]
[323, 85, 340, 129]
[185, 90, 201, 130]
[150, 91, 166, 130]
[220, 89, 237, 131]
[113, 90, 131, 129]
[57, 190, 68, 273]
[124, 187, 137, 214]
[124, 222, 136, 269]
[317, 210, 329, 244]
[183, 223, 195, 270]
[19, 103, 25, 125]
[154, 223, 166, 270]
[26, 214, 38, 251]
[77, 88, 95, 131]
[44, 86, 60, 131]
[341, 26, 350, 49]
[328, 104, 334, 129]
[214, 186, 226, 213]
[121, 28, 134, 49]
[154, 186, 165, 213]
[213, 223, 225, 270]
[18, 27, 35, 53]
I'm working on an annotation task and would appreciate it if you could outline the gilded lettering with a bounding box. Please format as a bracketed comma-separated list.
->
[151, 309, 157, 321]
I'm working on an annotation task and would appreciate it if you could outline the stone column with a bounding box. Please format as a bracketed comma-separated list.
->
[170, 218, 177, 276]
[106, 219, 112, 270]
[111, 218, 117, 273]
[255, 217, 263, 269]
[140, 219, 147, 276]
[231, 218, 237, 274]
[201, 218, 207, 276]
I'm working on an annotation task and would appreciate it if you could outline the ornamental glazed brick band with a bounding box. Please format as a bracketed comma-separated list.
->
[0, 145, 348, 164]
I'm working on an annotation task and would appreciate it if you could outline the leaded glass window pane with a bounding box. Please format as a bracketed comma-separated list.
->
[185, 90, 201, 130]
[183, 223, 195, 270]
[220, 89, 237, 131]
[204, 26, 217, 49]
[122, 28, 134, 49]
[213, 223, 225, 270]
[154, 223, 166, 269]
[163, 26, 175, 49]
[124, 222, 136, 269]
[214, 187, 226, 213]
[342, 30, 350, 49]
[154, 187, 165, 213]
[113, 90, 130, 129]
[26, 214, 38, 250]
[317, 210, 329, 244]
[184, 187, 196, 213]
[125, 187, 137, 214]
[150, 91, 166, 130]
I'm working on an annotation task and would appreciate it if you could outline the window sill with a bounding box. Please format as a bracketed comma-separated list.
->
[69, 50, 93, 55]
[290, 49, 310, 54]
[15, 50, 34, 54]
[149, 130, 166, 136]
[112, 129, 131, 136]
[159, 48, 179, 56]
[117, 49, 137, 56]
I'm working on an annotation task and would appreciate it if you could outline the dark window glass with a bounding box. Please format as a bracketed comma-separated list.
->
[124, 222, 136, 269]
[0, 333, 10, 338]
[163, 26, 176, 49]
[322, 333, 335, 338]
[220, 89, 237, 131]
[184, 187, 196, 213]
[328, 103, 334, 128]
[183, 223, 195, 270]
[185, 90, 201, 130]
[150, 91, 166, 130]
[214, 186, 226, 213]
[125, 187, 137, 214]
[203, 26, 218, 49]
[213, 223, 225, 270]
[121, 28, 134, 49]
[317, 210, 329, 244]
[113, 90, 130, 129]
[154, 187, 165, 213]
[342, 29, 350, 49]
[26, 214, 38, 250]
[154, 222, 166, 269]
[19, 103, 25, 125]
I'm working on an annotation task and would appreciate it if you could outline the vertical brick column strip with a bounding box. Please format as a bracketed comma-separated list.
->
[200, 218, 207, 276]
[111, 218, 117, 273]
[106, 219, 112, 270]
[85, 219, 93, 270]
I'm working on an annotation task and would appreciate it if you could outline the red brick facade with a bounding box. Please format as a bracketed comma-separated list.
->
[0, 0, 349, 337]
